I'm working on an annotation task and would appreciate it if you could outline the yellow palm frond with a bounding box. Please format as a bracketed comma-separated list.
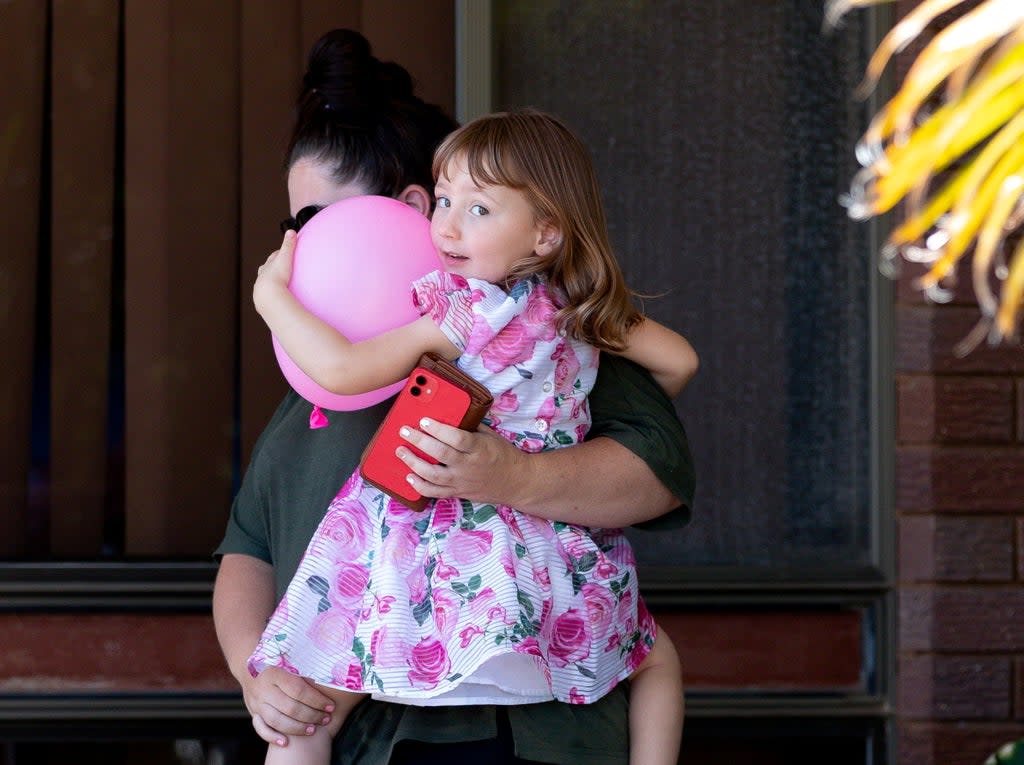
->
[828, 0, 1024, 346]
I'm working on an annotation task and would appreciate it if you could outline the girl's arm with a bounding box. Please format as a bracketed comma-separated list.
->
[614, 317, 698, 397]
[253, 231, 458, 394]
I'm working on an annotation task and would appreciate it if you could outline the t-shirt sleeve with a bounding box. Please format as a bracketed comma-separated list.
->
[212, 394, 290, 564]
[586, 354, 696, 531]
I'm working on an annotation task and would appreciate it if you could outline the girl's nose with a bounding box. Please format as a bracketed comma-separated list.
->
[437, 215, 458, 239]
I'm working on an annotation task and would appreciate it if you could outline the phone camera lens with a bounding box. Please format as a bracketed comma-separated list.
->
[410, 386, 421, 397]
[415, 375, 428, 385]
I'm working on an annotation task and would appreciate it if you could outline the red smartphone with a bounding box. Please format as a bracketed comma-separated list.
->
[359, 353, 492, 510]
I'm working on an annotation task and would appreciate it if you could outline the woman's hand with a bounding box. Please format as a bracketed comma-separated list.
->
[253, 230, 296, 314]
[242, 665, 334, 747]
[397, 419, 531, 506]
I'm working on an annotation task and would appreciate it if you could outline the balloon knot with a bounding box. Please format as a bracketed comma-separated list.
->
[309, 405, 329, 429]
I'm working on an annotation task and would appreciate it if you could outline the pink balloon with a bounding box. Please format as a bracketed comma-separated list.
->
[272, 195, 441, 410]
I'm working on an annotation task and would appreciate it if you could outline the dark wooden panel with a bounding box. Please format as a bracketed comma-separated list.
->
[238, 3, 302, 465]
[657, 609, 864, 691]
[0, 1, 47, 557]
[0, 613, 234, 691]
[363, 0, 456, 114]
[49, 0, 119, 556]
[124, 1, 240, 555]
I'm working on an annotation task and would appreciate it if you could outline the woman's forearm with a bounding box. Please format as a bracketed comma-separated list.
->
[509, 437, 679, 526]
[212, 554, 277, 683]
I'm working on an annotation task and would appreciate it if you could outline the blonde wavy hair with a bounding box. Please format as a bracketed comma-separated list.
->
[432, 109, 642, 352]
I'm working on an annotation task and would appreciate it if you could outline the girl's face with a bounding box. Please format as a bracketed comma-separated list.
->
[430, 156, 555, 284]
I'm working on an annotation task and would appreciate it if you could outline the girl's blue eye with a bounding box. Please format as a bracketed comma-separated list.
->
[470, 204, 488, 216]
[436, 196, 450, 208]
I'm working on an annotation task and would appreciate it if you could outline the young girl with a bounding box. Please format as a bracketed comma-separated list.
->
[249, 109, 696, 765]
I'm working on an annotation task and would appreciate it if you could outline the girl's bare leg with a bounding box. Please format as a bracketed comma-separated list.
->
[264, 686, 366, 765]
[628, 626, 684, 765]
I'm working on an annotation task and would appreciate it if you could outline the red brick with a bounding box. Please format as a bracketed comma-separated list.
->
[899, 654, 1011, 719]
[896, 305, 1024, 374]
[655, 609, 862, 691]
[899, 721, 1024, 765]
[0, 613, 234, 691]
[899, 516, 1013, 582]
[900, 587, 1024, 652]
[897, 446, 1024, 511]
[897, 376, 1013, 444]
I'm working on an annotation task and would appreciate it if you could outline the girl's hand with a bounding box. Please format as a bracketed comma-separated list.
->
[242, 665, 333, 747]
[396, 419, 531, 506]
[253, 230, 297, 313]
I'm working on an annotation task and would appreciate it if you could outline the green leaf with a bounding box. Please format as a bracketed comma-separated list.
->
[467, 574, 482, 591]
[553, 430, 574, 446]
[473, 505, 498, 524]
[306, 575, 329, 597]
[575, 664, 597, 680]
[451, 581, 470, 596]
[352, 637, 365, 659]
[412, 598, 432, 626]
[575, 551, 598, 573]
[517, 590, 535, 618]
[515, 543, 527, 559]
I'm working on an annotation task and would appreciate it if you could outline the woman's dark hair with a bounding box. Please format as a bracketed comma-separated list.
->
[287, 29, 458, 197]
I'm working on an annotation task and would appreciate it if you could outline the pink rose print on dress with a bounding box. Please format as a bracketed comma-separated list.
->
[430, 497, 460, 533]
[447, 528, 493, 565]
[319, 499, 372, 561]
[550, 340, 581, 394]
[407, 637, 452, 689]
[371, 625, 411, 670]
[307, 608, 358, 652]
[406, 565, 429, 606]
[334, 660, 363, 690]
[568, 687, 587, 704]
[514, 636, 543, 658]
[432, 588, 462, 642]
[459, 625, 484, 648]
[412, 273, 469, 326]
[479, 316, 536, 372]
[522, 286, 559, 340]
[328, 562, 370, 606]
[626, 635, 651, 672]
[380, 518, 421, 574]
[546, 609, 592, 668]
[492, 390, 520, 413]
[579, 583, 616, 641]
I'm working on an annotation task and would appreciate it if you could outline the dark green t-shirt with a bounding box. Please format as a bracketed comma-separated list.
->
[215, 354, 694, 765]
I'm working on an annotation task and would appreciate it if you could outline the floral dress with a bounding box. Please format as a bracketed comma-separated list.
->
[247, 271, 656, 705]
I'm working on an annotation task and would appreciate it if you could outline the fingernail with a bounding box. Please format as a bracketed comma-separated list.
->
[322, 716, 332, 725]
[306, 725, 315, 735]
[399, 427, 410, 438]
[325, 704, 335, 712]
[406, 474, 416, 484]
[420, 417, 432, 428]
[276, 739, 286, 747]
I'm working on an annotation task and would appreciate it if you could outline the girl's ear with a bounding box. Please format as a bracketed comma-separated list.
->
[535, 221, 563, 257]
[396, 184, 432, 217]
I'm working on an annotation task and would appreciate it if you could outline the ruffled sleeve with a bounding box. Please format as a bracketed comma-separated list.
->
[411, 270, 479, 352]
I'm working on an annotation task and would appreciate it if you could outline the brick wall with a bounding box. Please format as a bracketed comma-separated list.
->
[895, 272, 1024, 763]
[886, 2, 1024, 761]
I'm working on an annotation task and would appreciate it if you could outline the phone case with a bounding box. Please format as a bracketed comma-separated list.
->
[359, 352, 493, 511]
